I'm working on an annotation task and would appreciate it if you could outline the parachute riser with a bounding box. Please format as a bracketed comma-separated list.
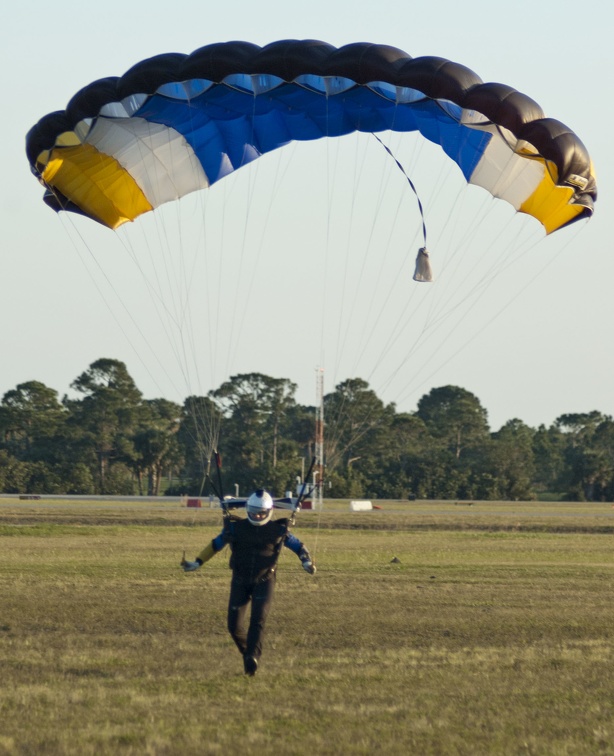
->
[203, 454, 317, 524]
[292, 456, 317, 523]
[201, 452, 230, 520]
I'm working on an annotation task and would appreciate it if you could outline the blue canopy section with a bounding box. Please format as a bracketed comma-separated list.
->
[133, 78, 491, 184]
[26, 41, 597, 232]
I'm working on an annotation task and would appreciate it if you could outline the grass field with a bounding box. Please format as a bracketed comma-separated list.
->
[0, 497, 613, 755]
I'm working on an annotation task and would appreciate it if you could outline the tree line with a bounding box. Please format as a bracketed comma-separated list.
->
[1, 357, 613, 501]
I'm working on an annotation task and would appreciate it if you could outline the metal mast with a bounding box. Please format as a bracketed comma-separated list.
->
[314, 367, 324, 510]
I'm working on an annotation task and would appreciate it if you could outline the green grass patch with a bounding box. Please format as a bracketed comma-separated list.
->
[0, 499, 613, 754]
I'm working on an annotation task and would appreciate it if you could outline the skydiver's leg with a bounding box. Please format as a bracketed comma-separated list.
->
[245, 576, 275, 661]
[227, 579, 251, 655]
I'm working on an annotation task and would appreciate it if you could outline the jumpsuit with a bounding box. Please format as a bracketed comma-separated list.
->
[196, 516, 311, 662]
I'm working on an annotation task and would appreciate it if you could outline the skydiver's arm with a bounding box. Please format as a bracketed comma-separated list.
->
[182, 530, 227, 571]
[285, 533, 316, 574]
[196, 531, 227, 565]
[284, 532, 304, 556]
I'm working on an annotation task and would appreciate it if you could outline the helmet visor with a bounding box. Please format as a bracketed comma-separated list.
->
[248, 509, 270, 522]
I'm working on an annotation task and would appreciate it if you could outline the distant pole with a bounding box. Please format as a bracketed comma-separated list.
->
[315, 367, 324, 511]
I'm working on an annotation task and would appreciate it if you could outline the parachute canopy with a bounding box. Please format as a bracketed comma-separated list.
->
[26, 40, 596, 234]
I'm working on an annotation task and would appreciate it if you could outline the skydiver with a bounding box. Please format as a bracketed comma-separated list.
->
[181, 489, 316, 676]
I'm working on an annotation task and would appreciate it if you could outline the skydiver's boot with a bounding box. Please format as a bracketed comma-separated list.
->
[243, 654, 258, 676]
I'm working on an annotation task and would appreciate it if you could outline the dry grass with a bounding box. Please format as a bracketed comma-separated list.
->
[0, 498, 613, 754]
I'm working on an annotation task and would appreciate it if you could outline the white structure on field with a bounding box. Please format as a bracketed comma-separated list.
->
[350, 500, 373, 512]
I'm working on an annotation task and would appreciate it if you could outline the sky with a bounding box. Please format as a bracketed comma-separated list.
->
[1, 0, 612, 432]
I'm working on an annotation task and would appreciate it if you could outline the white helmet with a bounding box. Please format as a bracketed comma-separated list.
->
[246, 489, 274, 526]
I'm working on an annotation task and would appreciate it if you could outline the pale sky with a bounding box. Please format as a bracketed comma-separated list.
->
[1, 0, 612, 431]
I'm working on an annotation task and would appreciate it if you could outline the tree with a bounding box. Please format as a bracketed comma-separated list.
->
[213, 374, 297, 459]
[489, 419, 536, 500]
[0, 450, 28, 492]
[10, 358, 614, 501]
[408, 386, 492, 499]
[368, 413, 429, 498]
[131, 399, 182, 495]
[416, 385, 490, 459]
[210, 373, 300, 494]
[591, 420, 614, 501]
[323, 378, 396, 496]
[176, 394, 223, 492]
[532, 423, 566, 495]
[555, 412, 614, 500]
[0, 381, 66, 462]
[64, 359, 143, 493]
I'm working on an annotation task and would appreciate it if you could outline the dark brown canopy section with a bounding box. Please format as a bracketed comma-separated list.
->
[26, 40, 596, 226]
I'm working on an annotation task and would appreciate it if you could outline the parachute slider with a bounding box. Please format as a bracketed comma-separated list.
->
[219, 496, 295, 510]
[273, 497, 298, 511]
[413, 247, 434, 283]
[221, 497, 247, 510]
[220, 496, 307, 512]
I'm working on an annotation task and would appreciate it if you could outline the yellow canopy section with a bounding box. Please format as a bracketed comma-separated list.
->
[41, 144, 152, 229]
[520, 160, 585, 235]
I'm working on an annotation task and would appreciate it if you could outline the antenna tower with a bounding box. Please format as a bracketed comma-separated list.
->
[314, 367, 324, 510]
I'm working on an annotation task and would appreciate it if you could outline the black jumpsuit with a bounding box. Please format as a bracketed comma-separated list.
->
[197, 516, 310, 662]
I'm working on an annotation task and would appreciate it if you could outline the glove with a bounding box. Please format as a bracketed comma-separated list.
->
[182, 560, 201, 572]
[302, 559, 316, 575]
